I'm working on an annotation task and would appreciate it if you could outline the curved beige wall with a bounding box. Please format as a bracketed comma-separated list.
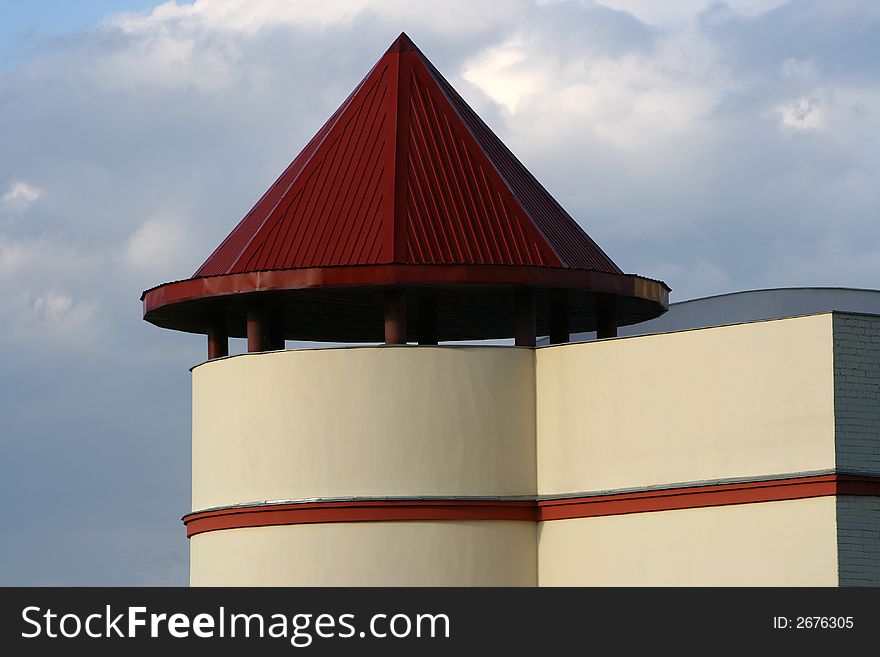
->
[536, 314, 836, 495]
[192, 346, 535, 511]
[191, 521, 537, 586]
[538, 497, 838, 586]
[187, 316, 852, 587]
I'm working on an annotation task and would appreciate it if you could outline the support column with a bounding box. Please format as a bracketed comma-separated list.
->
[207, 322, 228, 360]
[596, 294, 618, 339]
[418, 291, 438, 346]
[247, 305, 266, 353]
[515, 289, 536, 347]
[384, 289, 407, 345]
[549, 291, 569, 345]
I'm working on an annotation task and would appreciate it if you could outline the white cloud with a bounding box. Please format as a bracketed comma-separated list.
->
[11, 292, 99, 340]
[1, 181, 43, 215]
[777, 96, 823, 131]
[594, 0, 791, 26]
[0, 236, 105, 346]
[104, 0, 521, 36]
[462, 38, 539, 113]
[594, 0, 712, 25]
[90, 0, 529, 94]
[87, 31, 245, 93]
[461, 11, 724, 154]
[0, 237, 97, 277]
[103, 0, 370, 34]
[29, 292, 96, 325]
[125, 216, 192, 275]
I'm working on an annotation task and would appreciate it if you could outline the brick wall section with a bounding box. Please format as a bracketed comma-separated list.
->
[833, 313, 880, 586]
[833, 313, 880, 475]
[837, 496, 880, 585]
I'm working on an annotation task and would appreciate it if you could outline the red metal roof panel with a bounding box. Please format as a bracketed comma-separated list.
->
[404, 62, 559, 266]
[419, 46, 622, 273]
[192, 32, 622, 279]
[192, 56, 394, 276]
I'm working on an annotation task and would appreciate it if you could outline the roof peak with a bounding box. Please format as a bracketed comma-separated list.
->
[387, 31, 417, 53]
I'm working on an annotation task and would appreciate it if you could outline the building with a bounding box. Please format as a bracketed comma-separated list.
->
[142, 34, 880, 586]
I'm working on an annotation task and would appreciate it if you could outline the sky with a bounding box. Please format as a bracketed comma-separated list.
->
[0, 0, 878, 584]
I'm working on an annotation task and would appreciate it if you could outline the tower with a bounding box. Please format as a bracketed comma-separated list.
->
[142, 33, 669, 585]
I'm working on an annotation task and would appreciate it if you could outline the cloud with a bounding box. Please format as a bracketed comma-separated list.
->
[1, 181, 42, 215]
[0, 287, 98, 349]
[0, 238, 94, 276]
[125, 216, 193, 275]
[28, 292, 97, 328]
[594, 0, 791, 26]
[777, 96, 822, 130]
[103, 0, 525, 37]
[463, 37, 540, 113]
[780, 56, 818, 81]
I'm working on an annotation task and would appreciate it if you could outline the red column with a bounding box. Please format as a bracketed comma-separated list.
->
[384, 289, 407, 345]
[207, 322, 228, 360]
[515, 289, 536, 347]
[247, 306, 266, 353]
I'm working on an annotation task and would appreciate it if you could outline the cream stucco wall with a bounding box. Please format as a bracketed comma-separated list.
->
[192, 346, 536, 511]
[536, 314, 837, 495]
[187, 314, 860, 587]
[538, 497, 839, 586]
[190, 521, 537, 586]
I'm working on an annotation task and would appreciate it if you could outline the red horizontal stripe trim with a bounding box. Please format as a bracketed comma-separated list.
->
[184, 500, 536, 538]
[537, 474, 875, 520]
[183, 475, 880, 538]
[142, 265, 669, 314]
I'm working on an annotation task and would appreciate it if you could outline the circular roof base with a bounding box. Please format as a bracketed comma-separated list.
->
[142, 265, 669, 343]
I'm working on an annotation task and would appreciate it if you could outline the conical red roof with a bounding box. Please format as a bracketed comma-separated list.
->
[195, 33, 620, 277]
[142, 33, 668, 344]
